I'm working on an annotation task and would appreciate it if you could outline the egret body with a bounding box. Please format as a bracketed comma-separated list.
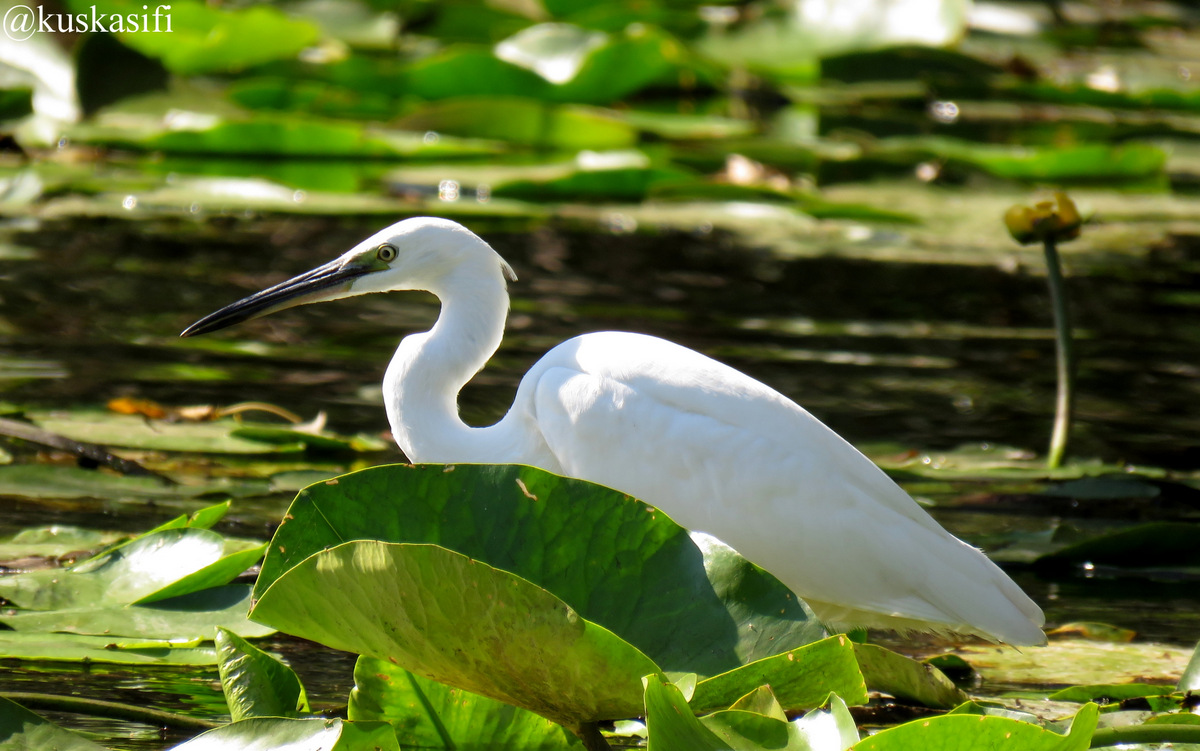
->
[182, 217, 1045, 645]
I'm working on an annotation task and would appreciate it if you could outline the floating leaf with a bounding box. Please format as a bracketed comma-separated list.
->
[0, 696, 108, 751]
[349, 656, 581, 749]
[1049, 684, 1176, 703]
[0, 529, 228, 610]
[0, 464, 268, 502]
[254, 464, 824, 680]
[1036, 522, 1200, 571]
[398, 98, 637, 150]
[852, 643, 967, 709]
[252, 540, 662, 727]
[65, 0, 320, 74]
[216, 628, 309, 721]
[0, 584, 273, 641]
[0, 526, 121, 561]
[0, 632, 217, 665]
[170, 717, 400, 750]
[852, 701, 1098, 751]
[690, 636, 868, 714]
[135, 540, 266, 604]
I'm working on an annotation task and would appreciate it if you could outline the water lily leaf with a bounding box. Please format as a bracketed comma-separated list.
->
[874, 138, 1166, 183]
[698, 708, 790, 751]
[644, 674, 731, 751]
[851, 643, 967, 709]
[251, 540, 662, 727]
[0, 632, 217, 665]
[1181, 641, 1200, 692]
[0, 464, 269, 502]
[170, 717, 400, 751]
[254, 464, 824, 680]
[494, 166, 698, 202]
[0, 584, 274, 640]
[29, 410, 306, 454]
[397, 97, 637, 150]
[0, 528, 226, 610]
[64, 0, 320, 74]
[953, 639, 1192, 689]
[135, 541, 266, 604]
[0, 695, 108, 751]
[216, 628, 308, 721]
[70, 113, 503, 159]
[1036, 522, 1200, 571]
[495, 23, 686, 104]
[690, 636, 868, 714]
[852, 702, 1098, 751]
[0, 526, 121, 560]
[229, 426, 388, 453]
[1049, 684, 1176, 703]
[349, 655, 581, 749]
[1042, 477, 1161, 502]
[402, 47, 552, 100]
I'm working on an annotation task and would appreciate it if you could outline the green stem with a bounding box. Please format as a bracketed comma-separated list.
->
[1, 692, 222, 731]
[1043, 236, 1075, 469]
[1090, 723, 1200, 747]
[573, 721, 612, 751]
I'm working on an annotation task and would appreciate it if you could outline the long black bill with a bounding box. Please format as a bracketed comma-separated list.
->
[181, 258, 373, 338]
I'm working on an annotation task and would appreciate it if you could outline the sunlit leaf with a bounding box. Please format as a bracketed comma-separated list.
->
[852, 643, 966, 709]
[852, 701, 1098, 751]
[0, 529, 228, 610]
[170, 717, 400, 750]
[690, 636, 868, 714]
[644, 675, 731, 751]
[254, 464, 825, 680]
[0, 632, 217, 665]
[1049, 684, 1176, 703]
[1179, 641, 1200, 692]
[398, 98, 637, 150]
[135, 540, 266, 604]
[64, 0, 320, 74]
[216, 628, 309, 721]
[252, 540, 662, 726]
[349, 656, 581, 749]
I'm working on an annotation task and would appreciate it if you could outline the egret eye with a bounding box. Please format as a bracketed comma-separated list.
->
[377, 244, 398, 262]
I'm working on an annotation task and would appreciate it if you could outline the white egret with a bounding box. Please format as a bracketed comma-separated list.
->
[182, 217, 1045, 645]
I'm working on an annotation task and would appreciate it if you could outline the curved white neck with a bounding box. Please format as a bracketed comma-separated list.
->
[383, 264, 520, 464]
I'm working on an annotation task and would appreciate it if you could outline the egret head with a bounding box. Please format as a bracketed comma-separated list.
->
[180, 217, 516, 337]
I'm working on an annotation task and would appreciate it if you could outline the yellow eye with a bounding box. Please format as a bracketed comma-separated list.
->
[377, 244, 398, 262]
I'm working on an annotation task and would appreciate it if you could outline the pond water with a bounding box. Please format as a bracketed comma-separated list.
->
[1, 207, 1198, 747]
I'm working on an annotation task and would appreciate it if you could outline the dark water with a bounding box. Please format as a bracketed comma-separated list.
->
[1, 214, 1198, 747]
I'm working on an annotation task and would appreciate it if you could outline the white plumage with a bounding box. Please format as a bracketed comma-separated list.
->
[184, 217, 1045, 646]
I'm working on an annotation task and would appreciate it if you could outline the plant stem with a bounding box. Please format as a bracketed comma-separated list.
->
[574, 721, 612, 751]
[1043, 236, 1075, 469]
[1090, 723, 1200, 747]
[1, 692, 221, 730]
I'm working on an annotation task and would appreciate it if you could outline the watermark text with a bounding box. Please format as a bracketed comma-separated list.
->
[4, 4, 173, 41]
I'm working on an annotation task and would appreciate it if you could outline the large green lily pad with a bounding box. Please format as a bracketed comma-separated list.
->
[252, 540, 661, 727]
[254, 464, 825, 680]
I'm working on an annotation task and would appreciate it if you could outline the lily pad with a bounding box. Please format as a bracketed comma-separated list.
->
[0, 584, 274, 640]
[67, 0, 320, 74]
[851, 643, 967, 709]
[643, 675, 731, 751]
[254, 464, 825, 680]
[0, 528, 258, 610]
[1049, 683, 1176, 703]
[216, 628, 309, 721]
[852, 702, 1098, 751]
[689, 636, 868, 714]
[251, 540, 662, 728]
[0, 696, 107, 751]
[953, 639, 1192, 689]
[397, 98, 637, 150]
[0, 632, 217, 665]
[170, 717, 400, 751]
[349, 656, 581, 749]
[0, 526, 122, 561]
